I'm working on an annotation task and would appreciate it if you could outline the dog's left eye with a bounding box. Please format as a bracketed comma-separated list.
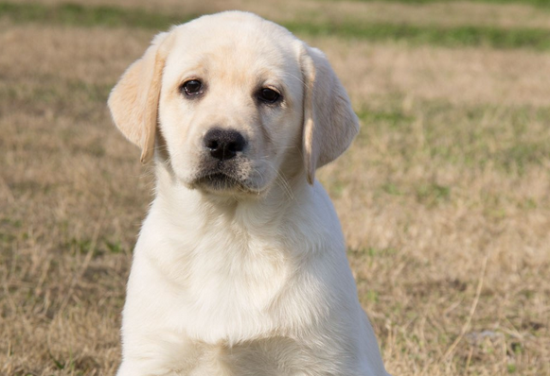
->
[257, 88, 281, 104]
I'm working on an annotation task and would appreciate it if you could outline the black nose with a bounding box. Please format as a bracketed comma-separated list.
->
[203, 128, 247, 161]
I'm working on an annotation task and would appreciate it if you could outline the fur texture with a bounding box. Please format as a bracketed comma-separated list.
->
[108, 11, 389, 376]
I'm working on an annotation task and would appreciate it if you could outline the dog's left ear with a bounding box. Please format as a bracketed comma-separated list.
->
[299, 43, 359, 184]
[108, 31, 175, 164]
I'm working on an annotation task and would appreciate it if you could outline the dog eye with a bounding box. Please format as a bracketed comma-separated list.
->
[257, 88, 281, 104]
[180, 80, 203, 97]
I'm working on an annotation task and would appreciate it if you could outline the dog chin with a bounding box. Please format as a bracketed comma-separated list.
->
[191, 172, 264, 196]
[195, 172, 240, 190]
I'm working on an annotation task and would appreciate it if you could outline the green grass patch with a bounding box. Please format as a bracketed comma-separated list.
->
[357, 100, 550, 175]
[0, 79, 112, 105]
[0, 2, 195, 29]
[64, 236, 129, 257]
[381, 182, 403, 196]
[359, 108, 414, 130]
[2, 2, 550, 50]
[286, 21, 550, 50]
[334, 0, 550, 8]
[415, 183, 451, 206]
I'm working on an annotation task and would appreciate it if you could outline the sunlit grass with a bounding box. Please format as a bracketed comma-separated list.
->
[1, 1, 549, 375]
[336, 0, 550, 8]
[2, 2, 550, 49]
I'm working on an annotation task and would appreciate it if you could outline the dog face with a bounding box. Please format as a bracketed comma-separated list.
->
[159, 15, 305, 195]
[108, 12, 359, 197]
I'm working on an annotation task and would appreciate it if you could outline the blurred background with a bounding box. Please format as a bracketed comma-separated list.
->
[1, 0, 549, 375]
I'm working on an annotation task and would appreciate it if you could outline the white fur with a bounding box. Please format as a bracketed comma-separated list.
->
[109, 11, 390, 376]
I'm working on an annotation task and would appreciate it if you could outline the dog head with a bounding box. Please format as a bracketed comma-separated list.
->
[108, 11, 358, 196]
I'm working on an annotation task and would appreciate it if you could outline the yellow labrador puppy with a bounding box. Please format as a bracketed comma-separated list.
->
[109, 11, 389, 376]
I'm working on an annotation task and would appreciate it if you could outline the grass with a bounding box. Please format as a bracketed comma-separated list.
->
[341, 0, 550, 7]
[289, 21, 550, 49]
[357, 101, 550, 174]
[3, 2, 550, 49]
[1, 1, 549, 375]
[0, 2, 196, 29]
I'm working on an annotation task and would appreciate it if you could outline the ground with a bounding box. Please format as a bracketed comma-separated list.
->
[0, 0, 549, 375]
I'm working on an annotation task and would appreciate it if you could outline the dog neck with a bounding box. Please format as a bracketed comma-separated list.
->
[152, 160, 311, 234]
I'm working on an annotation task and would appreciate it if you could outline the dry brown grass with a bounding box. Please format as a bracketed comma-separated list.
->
[317, 38, 550, 107]
[1, 1, 549, 376]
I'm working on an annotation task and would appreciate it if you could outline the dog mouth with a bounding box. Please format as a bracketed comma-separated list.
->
[192, 170, 267, 196]
[190, 159, 267, 195]
[194, 172, 243, 191]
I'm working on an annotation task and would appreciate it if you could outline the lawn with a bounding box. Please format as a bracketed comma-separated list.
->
[0, 1, 549, 375]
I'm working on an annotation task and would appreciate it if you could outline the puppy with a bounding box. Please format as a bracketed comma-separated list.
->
[108, 11, 389, 376]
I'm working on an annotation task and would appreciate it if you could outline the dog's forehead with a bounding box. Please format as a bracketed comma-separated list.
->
[165, 12, 301, 82]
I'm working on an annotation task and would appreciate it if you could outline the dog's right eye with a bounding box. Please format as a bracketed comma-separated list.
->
[180, 80, 203, 97]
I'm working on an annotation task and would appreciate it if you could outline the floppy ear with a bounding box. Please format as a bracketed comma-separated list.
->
[107, 32, 174, 163]
[300, 44, 359, 184]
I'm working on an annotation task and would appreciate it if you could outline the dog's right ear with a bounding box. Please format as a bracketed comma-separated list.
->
[108, 31, 175, 163]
